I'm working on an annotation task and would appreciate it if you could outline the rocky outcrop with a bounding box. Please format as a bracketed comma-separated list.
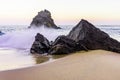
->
[30, 19, 120, 55]
[29, 9, 60, 29]
[30, 33, 50, 54]
[49, 36, 77, 55]
[67, 19, 120, 53]
[49, 35, 88, 55]
[48, 19, 120, 54]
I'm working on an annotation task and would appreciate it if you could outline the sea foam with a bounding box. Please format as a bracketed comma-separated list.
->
[0, 26, 72, 50]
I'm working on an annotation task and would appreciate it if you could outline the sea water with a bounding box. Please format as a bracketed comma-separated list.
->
[0, 25, 119, 71]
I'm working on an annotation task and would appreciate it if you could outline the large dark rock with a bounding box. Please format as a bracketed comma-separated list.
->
[29, 9, 60, 29]
[68, 19, 120, 53]
[49, 35, 88, 55]
[30, 33, 50, 54]
[49, 19, 120, 54]
[49, 36, 76, 54]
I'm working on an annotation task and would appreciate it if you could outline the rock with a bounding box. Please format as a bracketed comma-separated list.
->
[0, 31, 4, 35]
[49, 36, 76, 54]
[29, 9, 60, 29]
[30, 19, 120, 55]
[30, 33, 50, 54]
[68, 19, 120, 53]
[49, 35, 88, 55]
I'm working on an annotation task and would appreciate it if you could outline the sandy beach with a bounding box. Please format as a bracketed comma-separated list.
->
[1, 50, 120, 80]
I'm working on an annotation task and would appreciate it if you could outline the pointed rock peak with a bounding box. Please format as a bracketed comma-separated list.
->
[80, 19, 87, 22]
[68, 19, 109, 41]
[76, 19, 95, 29]
[38, 9, 51, 18]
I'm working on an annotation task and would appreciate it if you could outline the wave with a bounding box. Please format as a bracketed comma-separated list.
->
[0, 26, 72, 50]
[0, 25, 120, 50]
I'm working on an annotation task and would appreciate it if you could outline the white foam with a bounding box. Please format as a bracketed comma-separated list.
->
[0, 26, 72, 50]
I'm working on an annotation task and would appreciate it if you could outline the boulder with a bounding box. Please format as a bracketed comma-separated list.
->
[49, 36, 76, 54]
[68, 19, 120, 53]
[49, 35, 88, 55]
[29, 9, 60, 29]
[30, 33, 50, 54]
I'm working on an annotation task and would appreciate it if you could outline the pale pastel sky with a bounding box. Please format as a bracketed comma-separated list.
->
[0, 0, 120, 25]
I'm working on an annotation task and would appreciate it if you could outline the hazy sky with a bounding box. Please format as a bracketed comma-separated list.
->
[0, 0, 120, 25]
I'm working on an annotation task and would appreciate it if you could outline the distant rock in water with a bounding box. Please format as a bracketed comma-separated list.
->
[0, 31, 4, 35]
[29, 9, 60, 29]
[30, 33, 50, 54]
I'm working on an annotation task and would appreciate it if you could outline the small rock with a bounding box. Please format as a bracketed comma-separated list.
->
[30, 33, 50, 54]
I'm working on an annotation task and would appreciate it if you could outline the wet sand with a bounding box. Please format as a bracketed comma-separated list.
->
[1, 50, 120, 80]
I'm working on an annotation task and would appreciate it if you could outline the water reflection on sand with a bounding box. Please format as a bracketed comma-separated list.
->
[0, 48, 35, 71]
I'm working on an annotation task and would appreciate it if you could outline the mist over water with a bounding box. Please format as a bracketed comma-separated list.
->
[0, 25, 73, 71]
[0, 25, 120, 50]
[0, 26, 72, 71]
[0, 26, 72, 50]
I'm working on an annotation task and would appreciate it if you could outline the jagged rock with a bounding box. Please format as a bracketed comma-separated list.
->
[30, 19, 120, 55]
[68, 19, 120, 53]
[49, 36, 76, 54]
[29, 9, 60, 29]
[49, 35, 88, 55]
[49, 19, 120, 54]
[30, 33, 50, 54]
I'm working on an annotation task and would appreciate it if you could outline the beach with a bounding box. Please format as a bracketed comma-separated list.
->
[0, 0, 120, 80]
[0, 50, 120, 80]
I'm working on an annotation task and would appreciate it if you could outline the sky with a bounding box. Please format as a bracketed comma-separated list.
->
[0, 0, 120, 25]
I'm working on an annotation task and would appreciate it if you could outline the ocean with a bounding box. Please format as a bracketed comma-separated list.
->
[0, 25, 120, 71]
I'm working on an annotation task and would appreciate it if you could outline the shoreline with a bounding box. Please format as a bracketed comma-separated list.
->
[0, 53, 66, 72]
[1, 50, 120, 80]
[0, 58, 56, 72]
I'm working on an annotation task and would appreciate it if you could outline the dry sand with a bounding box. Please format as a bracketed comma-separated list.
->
[1, 50, 120, 80]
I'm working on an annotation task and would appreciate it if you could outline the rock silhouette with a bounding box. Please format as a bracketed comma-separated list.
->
[29, 9, 60, 29]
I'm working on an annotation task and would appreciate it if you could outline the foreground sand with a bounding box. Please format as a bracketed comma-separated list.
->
[1, 50, 120, 80]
